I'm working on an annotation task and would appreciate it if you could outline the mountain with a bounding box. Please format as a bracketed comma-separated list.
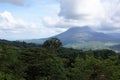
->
[24, 26, 120, 50]
[55, 26, 118, 44]
[108, 33, 120, 40]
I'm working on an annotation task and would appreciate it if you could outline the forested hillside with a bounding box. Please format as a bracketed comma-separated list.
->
[0, 38, 120, 80]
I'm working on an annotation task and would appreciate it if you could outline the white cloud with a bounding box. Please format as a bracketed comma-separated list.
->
[57, 0, 106, 28]
[59, 0, 105, 20]
[101, 0, 120, 30]
[0, 11, 30, 32]
[43, 16, 100, 28]
[0, 11, 69, 40]
[43, 0, 120, 32]
[0, 11, 60, 40]
[0, 0, 26, 6]
[42, 16, 59, 27]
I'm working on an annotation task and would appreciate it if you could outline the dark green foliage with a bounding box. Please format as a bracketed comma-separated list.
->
[93, 49, 116, 59]
[0, 38, 120, 80]
[110, 44, 120, 50]
[19, 48, 66, 80]
[0, 39, 40, 49]
[42, 38, 62, 50]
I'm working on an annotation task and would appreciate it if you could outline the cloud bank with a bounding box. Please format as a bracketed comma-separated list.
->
[44, 0, 120, 32]
[0, 11, 53, 40]
[0, 11, 65, 40]
[59, 0, 105, 20]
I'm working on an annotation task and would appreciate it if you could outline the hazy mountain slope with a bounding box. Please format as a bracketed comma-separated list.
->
[55, 26, 117, 44]
[24, 26, 120, 50]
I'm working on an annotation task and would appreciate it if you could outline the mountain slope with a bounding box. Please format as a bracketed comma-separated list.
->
[24, 26, 120, 50]
[55, 26, 117, 44]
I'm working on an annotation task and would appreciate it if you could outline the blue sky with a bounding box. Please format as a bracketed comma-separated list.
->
[0, 0, 61, 40]
[0, 0, 120, 40]
[0, 0, 59, 23]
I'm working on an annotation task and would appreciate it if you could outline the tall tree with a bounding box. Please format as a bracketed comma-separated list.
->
[42, 38, 62, 50]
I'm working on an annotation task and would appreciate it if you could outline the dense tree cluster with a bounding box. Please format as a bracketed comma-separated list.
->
[0, 38, 120, 80]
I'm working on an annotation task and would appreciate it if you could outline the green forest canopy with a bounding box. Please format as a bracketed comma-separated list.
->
[0, 38, 120, 80]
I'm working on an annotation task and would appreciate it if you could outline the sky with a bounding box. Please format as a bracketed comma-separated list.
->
[0, 0, 120, 40]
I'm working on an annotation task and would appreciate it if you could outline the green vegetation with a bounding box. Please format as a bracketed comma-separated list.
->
[0, 38, 120, 80]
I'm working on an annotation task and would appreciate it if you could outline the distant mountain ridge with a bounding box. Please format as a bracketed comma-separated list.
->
[55, 26, 118, 44]
[24, 26, 120, 50]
